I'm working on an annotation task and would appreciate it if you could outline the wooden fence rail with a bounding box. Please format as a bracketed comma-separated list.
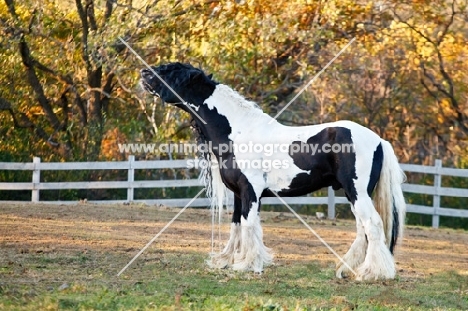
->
[1, 156, 467, 228]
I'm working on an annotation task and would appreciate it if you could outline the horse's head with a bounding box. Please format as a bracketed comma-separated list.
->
[140, 62, 216, 107]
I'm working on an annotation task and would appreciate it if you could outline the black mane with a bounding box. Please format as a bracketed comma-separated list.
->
[157, 62, 211, 84]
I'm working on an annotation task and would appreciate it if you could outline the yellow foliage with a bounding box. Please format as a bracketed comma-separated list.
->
[0, 0, 467, 164]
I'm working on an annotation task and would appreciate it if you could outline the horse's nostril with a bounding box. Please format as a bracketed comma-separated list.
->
[141, 68, 152, 78]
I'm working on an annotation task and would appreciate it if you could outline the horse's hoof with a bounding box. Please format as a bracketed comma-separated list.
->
[355, 264, 395, 281]
[335, 263, 354, 279]
[207, 254, 231, 269]
[335, 268, 350, 279]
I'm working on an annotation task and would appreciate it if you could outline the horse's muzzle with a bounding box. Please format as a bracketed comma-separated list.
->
[140, 69, 160, 97]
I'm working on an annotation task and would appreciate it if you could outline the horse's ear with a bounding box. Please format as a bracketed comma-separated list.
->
[190, 71, 205, 83]
[207, 73, 213, 79]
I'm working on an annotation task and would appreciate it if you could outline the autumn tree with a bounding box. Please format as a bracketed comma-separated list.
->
[0, 0, 162, 161]
[1, 0, 467, 167]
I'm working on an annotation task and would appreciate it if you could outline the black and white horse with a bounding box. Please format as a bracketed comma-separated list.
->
[140, 62, 406, 280]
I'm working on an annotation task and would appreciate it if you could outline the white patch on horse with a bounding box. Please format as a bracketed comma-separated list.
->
[232, 204, 272, 272]
[205, 86, 378, 193]
[186, 102, 200, 111]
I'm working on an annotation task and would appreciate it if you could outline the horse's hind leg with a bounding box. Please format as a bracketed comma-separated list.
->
[208, 195, 242, 269]
[336, 206, 367, 278]
[354, 195, 395, 280]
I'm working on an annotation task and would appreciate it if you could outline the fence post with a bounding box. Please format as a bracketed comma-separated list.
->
[432, 159, 442, 228]
[31, 157, 41, 202]
[127, 155, 135, 202]
[327, 186, 335, 219]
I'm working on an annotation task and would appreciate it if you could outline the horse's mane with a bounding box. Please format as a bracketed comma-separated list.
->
[191, 118, 214, 199]
[214, 84, 263, 112]
[166, 63, 262, 114]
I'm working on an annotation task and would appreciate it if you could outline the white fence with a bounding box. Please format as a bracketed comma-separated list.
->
[1, 156, 467, 228]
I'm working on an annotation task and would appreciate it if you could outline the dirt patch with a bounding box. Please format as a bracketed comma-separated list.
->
[1, 203, 467, 283]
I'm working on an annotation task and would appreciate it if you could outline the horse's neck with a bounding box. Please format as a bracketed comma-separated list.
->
[194, 84, 290, 153]
[203, 84, 275, 127]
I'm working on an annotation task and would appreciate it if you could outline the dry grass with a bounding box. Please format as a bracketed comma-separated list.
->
[0, 203, 467, 310]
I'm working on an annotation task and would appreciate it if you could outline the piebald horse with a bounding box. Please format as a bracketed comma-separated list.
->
[140, 62, 406, 280]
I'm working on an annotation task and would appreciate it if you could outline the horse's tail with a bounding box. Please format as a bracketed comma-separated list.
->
[374, 140, 406, 254]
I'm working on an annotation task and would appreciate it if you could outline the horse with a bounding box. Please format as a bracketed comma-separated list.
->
[140, 62, 406, 280]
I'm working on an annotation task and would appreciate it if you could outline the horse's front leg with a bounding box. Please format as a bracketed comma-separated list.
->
[208, 195, 242, 269]
[232, 184, 273, 273]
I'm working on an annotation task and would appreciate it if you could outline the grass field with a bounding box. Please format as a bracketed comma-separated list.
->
[1, 203, 467, 310]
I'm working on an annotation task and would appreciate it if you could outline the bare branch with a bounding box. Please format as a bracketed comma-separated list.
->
[436, 0, 456, 45]
[393, 11, 435, 46]
[4, 0, 18, 19]
[86, 0, 98, 31]
[75, 0, 92, 71]
[104, 0, 114, 23]
[0, 97, 61, 148]
[19, 35, 61, 130]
